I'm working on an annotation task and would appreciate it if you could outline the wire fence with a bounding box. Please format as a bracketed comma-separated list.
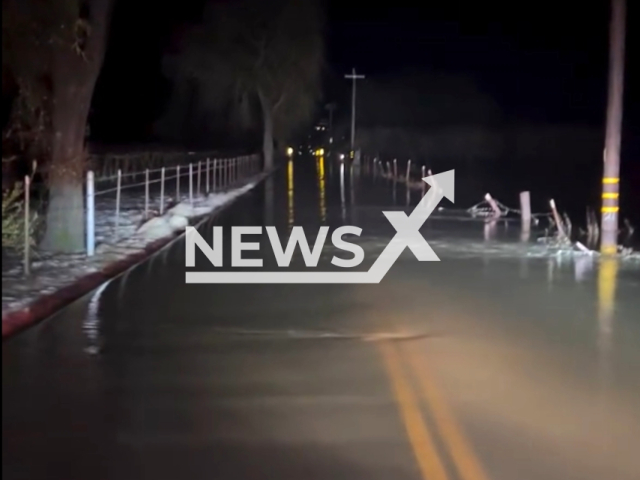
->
[87, 150, 237, 182]
[8, 153, 261, 275]
[87, 153, 261, 253]
[359, 154, 555, 220]
[359, 154, 639, 254]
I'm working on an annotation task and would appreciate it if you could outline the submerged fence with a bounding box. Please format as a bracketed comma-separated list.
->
[8, 152, 261, 275]
[359, 154, 558, 223]
[356, 154, 632, 251]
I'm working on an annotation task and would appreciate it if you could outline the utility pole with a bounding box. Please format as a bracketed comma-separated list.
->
[344, 68, 365, 155]
[600, 0, 626, 255]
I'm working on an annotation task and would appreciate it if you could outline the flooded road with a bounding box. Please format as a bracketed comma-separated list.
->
[3, 156, 640, 480]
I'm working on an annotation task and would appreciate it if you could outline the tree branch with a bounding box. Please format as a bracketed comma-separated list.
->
[272, 75, 292, 113]
[84, 0, 114, 60]
[273, 90, 287, 113]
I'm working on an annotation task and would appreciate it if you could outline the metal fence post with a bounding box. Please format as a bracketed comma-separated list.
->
[160, 167, 165, 214]
[483, 193, 500, 216]
[222, 159, 226, 187]
[213, 159, 217, 191]
[115, 169, 122, 240]
[23, 175, 30, 275]
[232, 157, 236, 184]
[176, 165, 180, 200]
[233, 157, 237, 184]
[86, 171, 95, 256]
[550, 199, 567, 240]
[145, 168, 150, 218]
[197, 160, 202, 196]
[206, 158, 210, 193]
[520, 191, 531, 225]
[189, 163, 193, 205]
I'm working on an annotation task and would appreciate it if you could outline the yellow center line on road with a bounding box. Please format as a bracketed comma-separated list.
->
[403, 344, 490, 480]
[378, 340, 449, 480]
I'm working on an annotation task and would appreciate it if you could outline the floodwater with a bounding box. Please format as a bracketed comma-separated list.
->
[3, 156, 640, 480]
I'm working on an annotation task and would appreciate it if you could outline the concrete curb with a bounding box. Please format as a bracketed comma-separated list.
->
[2, 172, 271, 340]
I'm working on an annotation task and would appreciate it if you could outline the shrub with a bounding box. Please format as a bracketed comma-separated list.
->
[2, 182, 39, 253]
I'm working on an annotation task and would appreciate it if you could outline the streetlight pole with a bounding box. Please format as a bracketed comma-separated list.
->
[344, 68, 365, 156]
[600, 0, 626, 255]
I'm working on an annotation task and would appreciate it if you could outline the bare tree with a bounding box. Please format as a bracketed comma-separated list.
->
[166, 0, 324, 169]
[3, 0, 113, 252]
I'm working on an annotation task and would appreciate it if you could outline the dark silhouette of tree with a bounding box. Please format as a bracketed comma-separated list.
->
[164, 0, 324, 169]
[3, 0, 113, 252]
[357, 72, 503, 129]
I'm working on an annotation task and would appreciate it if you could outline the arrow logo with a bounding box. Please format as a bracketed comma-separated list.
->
[186, 170, 454, 283]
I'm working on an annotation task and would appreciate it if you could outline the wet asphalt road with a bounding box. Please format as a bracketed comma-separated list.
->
[3, 156, 640, 480]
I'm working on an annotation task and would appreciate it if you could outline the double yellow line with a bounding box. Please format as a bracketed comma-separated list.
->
[379, 341, 490, 480]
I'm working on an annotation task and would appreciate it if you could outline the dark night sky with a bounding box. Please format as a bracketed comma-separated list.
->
[91, 0, 639, 141]
[325, 1, 637, 126]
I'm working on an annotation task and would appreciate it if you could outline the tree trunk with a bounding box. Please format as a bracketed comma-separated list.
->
[40, 0, 113, 253]
[258, 88, 274, 171]
[40, 89, 89, 252]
